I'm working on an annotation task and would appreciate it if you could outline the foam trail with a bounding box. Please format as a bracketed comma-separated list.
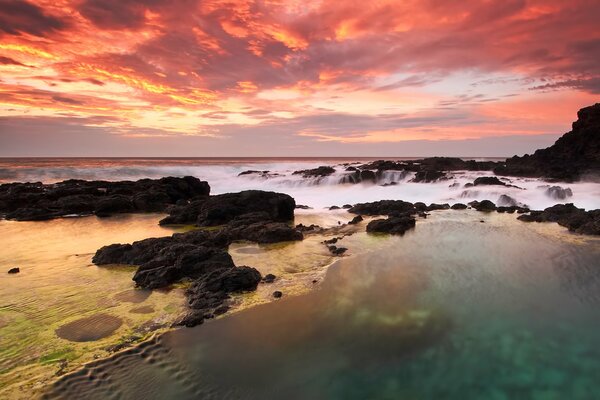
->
[1, 159, 599, 210]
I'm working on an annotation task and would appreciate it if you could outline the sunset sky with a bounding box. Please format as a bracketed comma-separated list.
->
[0, 0, 598, 156]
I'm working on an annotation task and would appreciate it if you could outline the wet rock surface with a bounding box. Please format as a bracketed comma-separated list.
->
[518, 204, 600, 235]
[159, 190, 296, 226]
[366, 216, 416, 235]
[0, 176, 210, 221]
[93, 190, 303, 327]
[292, 166, 336, 178]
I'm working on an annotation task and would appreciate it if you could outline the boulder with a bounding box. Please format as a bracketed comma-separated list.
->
[473, 176, 506, 186]
[366, 215, 416, 235]
[348, 200, 415, 216]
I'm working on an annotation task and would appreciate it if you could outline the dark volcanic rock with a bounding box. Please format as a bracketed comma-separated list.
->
[426, 203, 450, 211]
[412, 170, 447, 183]
[263, 273, 276, 283]
[181, 266, 262, 326]
[160, 190, 295, 226]
[0, 176, 210, 221]
[348, 200, 415, 216]
[518, 204, 600, 235]
[366, 216, 416, 235]
[473, 176, 507, 186]
[470, 200, 497, 212]
[494, 103, 600, 181]
[348, 215, 363, 224]
[273, 291, 283, 298]
[7, 267, 20, 274]
[293, 166, 335, 178]
[451, 203, 468, 210]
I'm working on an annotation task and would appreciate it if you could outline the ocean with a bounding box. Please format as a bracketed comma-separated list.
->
[1, 157, 598, 210]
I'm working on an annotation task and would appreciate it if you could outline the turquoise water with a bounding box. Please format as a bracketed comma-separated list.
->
[46, 213, 600, 399]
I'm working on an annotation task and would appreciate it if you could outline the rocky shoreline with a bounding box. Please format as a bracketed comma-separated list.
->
[1, 103, 598, 331]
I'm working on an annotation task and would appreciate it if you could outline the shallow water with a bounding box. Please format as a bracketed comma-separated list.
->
[0, 215, 187, 395]
[45, 212, 600, 399]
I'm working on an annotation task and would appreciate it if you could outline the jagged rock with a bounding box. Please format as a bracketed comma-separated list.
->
[495, 103, 600, 181]
[7, 267, 20, 274]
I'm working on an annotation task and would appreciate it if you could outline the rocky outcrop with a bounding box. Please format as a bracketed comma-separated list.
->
[366, 215, 416, 235]
[495, 103, 600, 181]
[93, 190, 303, 327]
[292, 166, 335, 178]
[0, 176, 210, 221]
[348, 200, 416, 216]
[159, 190, 296, 226]
[518, 204, 600, 235]
[472, 176, 507, 186]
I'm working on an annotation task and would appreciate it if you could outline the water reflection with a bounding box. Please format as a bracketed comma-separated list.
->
[45, 212, 600, 399]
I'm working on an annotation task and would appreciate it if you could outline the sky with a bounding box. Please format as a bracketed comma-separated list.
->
[0, 0, 599, 157]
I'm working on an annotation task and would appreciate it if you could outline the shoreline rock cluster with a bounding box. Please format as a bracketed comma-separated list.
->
[0, 176, 210, 221]
[92, 190, 303, 327]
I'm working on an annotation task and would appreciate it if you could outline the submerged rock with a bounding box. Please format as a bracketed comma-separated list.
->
[55, 314, 123, 342]
[545, 186, 573, 200]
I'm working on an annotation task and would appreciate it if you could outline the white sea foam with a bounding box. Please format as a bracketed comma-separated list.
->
[1, 159, 599, 210]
